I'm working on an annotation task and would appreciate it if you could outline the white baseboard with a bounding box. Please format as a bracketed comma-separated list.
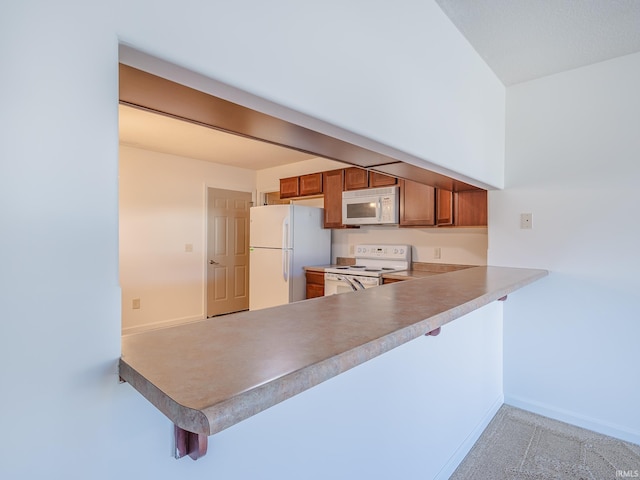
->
[122, 314, 205, 336]
[434, 394, 504, 480]
[505, 394, 640, 446]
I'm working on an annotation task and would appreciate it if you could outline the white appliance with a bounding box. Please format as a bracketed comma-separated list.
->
[342, 186, 400, 225]
[324, 244, 411, 295]
[249, 205, 331, 311]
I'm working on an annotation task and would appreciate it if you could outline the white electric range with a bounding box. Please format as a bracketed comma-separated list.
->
[324, 244, 412, 295]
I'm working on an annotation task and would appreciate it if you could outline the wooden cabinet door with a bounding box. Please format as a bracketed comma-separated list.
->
[305, 271, 325, 299]
[436, 189, 453, 226]
[344, 167, 369, 190]
[399, 179, 436, 226]
[370, 172, 397, 187]
[280, 176, 299, 198]
[323, 169, 345, 228]
[299, 173, 323, 196]
[454, 190, 488, 226]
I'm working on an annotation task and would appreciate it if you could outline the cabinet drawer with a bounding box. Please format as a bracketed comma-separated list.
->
[305, 271, 325, 285]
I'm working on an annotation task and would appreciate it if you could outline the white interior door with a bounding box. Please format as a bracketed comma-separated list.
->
[207, 188, 252, 317]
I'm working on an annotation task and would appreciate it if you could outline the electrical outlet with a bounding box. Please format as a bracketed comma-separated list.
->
[434, 247, 441, 259]
[132, 298, 141, 309]
[520, 213, 533, 229]
[349, 245, 355, 255]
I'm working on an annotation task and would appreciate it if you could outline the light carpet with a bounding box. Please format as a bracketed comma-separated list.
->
[450, 404, 640, 480]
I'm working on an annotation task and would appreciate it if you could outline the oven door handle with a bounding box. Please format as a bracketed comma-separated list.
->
[337, 275, 358, 292]
[352, 277, 366, 290]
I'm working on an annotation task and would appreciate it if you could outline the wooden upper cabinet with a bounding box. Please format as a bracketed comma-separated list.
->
[436, 189, 453, 226]
[399, 179, 436, 226]
[454, 190, 488, 227]
[299, 172, 323, 196]
[322, 169, 345, 228]
[369, 172, 397, 187]
[279, 176, 299, 198]
[344, 167, 369, 190]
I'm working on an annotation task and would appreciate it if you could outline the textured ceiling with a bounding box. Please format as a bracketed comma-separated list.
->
[435, 0, 640, 85]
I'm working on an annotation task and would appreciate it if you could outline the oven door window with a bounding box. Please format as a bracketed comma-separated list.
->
[346, 201, 377, 219]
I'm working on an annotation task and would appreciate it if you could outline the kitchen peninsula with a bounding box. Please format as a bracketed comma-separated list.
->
[120, 266, 547, 460]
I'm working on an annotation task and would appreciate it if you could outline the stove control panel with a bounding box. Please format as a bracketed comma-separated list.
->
[355, 244, 411, 261]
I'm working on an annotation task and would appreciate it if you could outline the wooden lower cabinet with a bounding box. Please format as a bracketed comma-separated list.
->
[305, 271, 325, 299]
[382, 277, 406, 285]
[322, 169, 345, 228]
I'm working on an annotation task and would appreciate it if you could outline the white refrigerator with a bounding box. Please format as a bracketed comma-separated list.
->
[249, 205, 331, 311]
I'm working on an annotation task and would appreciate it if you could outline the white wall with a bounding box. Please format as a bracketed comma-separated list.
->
[489, 52, 640, 444]
[119, 146, 255, 333]
[1, 1, 505, 478]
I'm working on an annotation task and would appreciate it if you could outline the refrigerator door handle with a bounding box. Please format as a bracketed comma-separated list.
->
[282, 249, 289, 281]
[282, 215, 290, 281]
[282, 216, 290, 250]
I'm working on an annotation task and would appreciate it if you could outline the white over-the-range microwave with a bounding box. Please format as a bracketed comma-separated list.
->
[342, 186, 400, 225]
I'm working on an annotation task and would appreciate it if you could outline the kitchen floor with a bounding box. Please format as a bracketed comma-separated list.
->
[451, 404, 640, 480]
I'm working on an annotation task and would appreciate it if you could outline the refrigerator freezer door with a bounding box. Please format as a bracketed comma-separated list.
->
[249, 205, 292, 249]
[249, 247, 292, 311]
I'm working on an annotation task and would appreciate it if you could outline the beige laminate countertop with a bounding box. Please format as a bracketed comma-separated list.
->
[381, 270, 443, 280]
[120, 266, 547, 438]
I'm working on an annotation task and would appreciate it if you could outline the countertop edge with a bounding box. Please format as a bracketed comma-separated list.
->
[119, 359, 210, 434]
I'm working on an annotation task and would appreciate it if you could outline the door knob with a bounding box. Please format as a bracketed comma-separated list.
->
[209, 260, 219, 265]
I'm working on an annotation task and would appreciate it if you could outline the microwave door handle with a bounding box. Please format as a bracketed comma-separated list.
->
[377, 197, 382, 222]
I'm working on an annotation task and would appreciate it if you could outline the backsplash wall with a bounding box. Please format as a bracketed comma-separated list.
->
[332, 225, 488, 265]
